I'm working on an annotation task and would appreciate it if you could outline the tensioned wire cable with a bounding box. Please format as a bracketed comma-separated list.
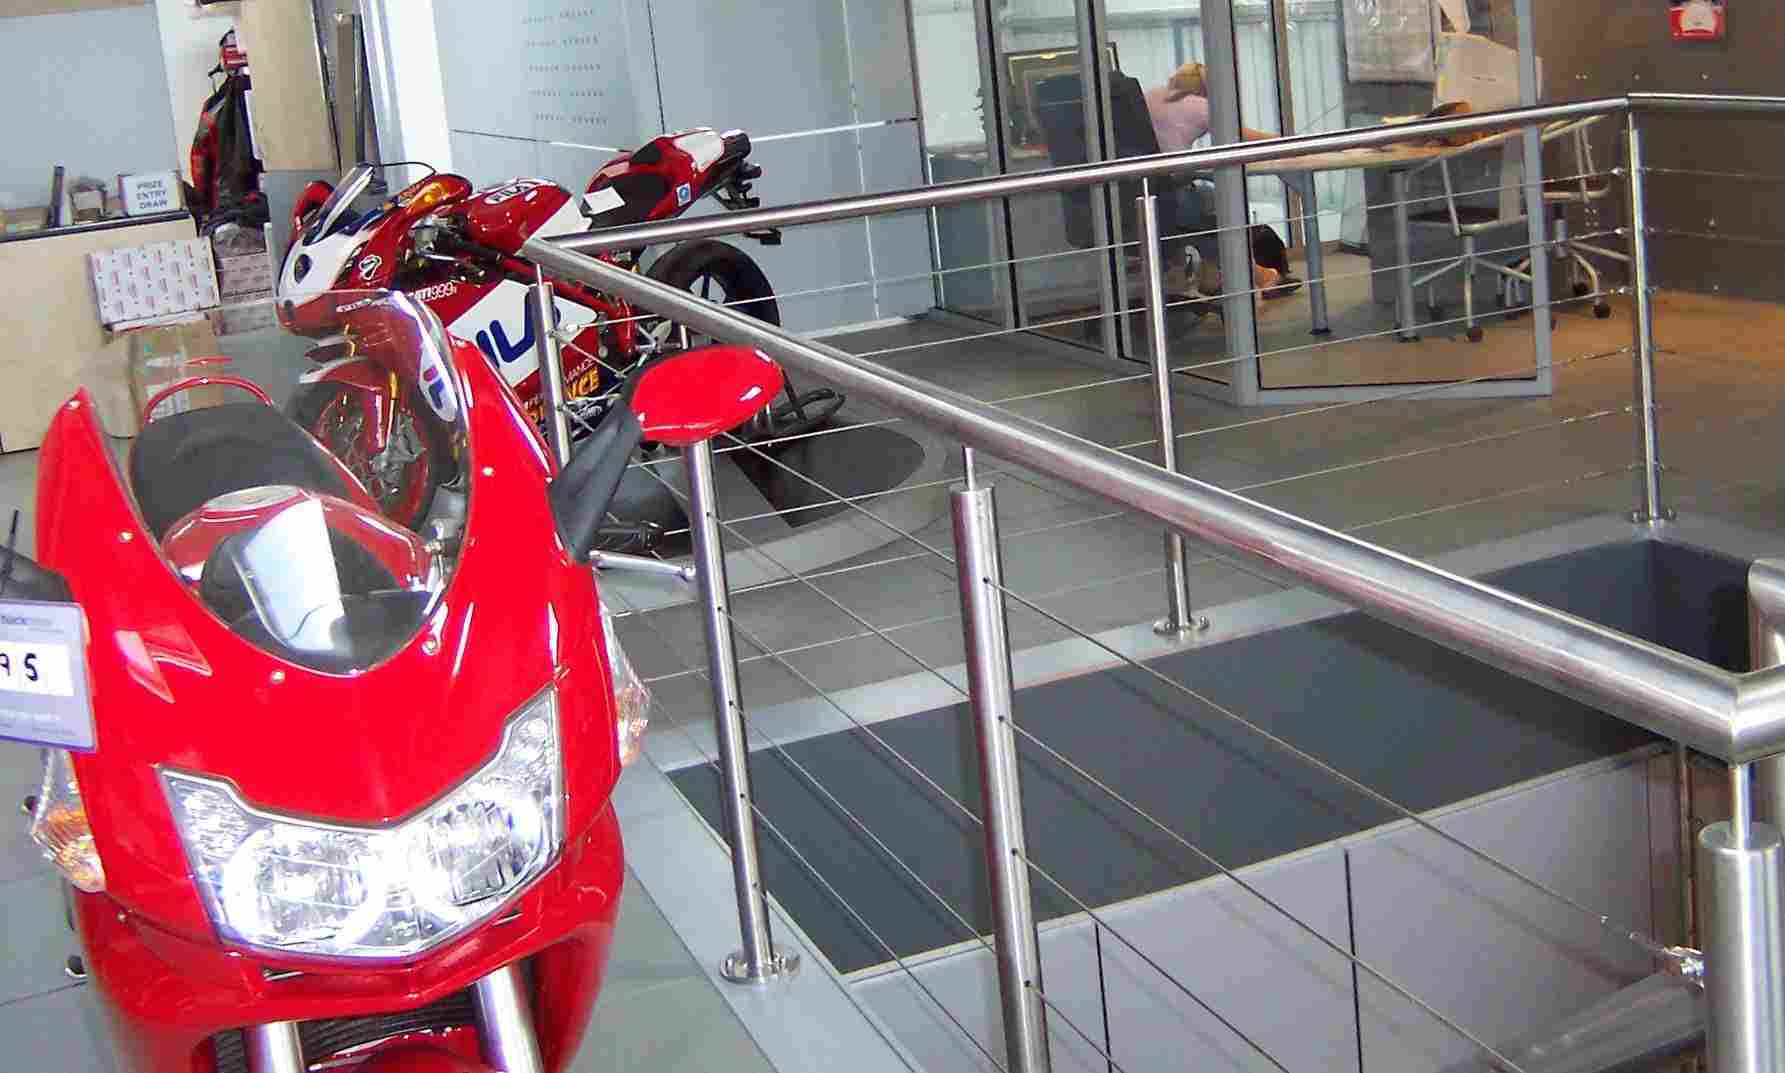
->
[618, 276, 1626, 487]
[632, 436, 1591, 1072]
[631, 394, 1634, 676]
[615, 341, 1631, 600]
[558, 164, 1620, 340]
[664, 396, 1671, 972]
[620, 473, 1629, 1073]
[593, 239, 1629, 473]
[616, 548, 1177, 1073]
[621, 471, 1300, 1073]
[633, 710, 995, 1072]
[614, 337, 1630, 614]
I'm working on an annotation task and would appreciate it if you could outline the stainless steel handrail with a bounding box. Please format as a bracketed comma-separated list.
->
[548, 97, 1630, 255]
[548, 94, 1785, 257]
[523, 230, 1785, 763]
[531, 91, 1785, 1073]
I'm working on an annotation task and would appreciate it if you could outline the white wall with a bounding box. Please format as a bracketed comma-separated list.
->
[911, 0, 982, 149]
[427, 0, 932, 334]
[362, 0, 453, 177]
[154, 0, 242, 183]
[0, 5, 181, 207]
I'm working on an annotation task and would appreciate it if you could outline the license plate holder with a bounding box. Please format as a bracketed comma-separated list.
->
[0, 600, 93, 752]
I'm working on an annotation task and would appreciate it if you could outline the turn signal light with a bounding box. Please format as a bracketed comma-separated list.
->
[30, 750, 105, 893]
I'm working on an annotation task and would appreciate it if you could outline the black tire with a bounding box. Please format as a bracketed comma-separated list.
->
[645, 240, 844, 442]
[287, 380, 453, 527]
[646, 240, 781, 335]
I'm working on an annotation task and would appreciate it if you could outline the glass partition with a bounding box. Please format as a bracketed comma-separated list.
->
[905, 0, 1565, 407]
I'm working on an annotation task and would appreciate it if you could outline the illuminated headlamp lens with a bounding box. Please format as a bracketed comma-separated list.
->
[162, 689, 561, 959]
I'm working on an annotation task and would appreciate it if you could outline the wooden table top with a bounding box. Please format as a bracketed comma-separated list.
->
[1250, 143, 1449, 175]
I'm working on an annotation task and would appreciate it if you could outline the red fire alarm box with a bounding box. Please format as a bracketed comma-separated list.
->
[1671, 0, 1727, 40]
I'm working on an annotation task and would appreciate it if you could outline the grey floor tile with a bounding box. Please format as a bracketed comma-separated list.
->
[0, 744, 44, 885]
[0, 874, 83, 1006]
[569, 977, 776, 1073]
[596, 872, 708, 1008]
[0, 985, 117, 1073]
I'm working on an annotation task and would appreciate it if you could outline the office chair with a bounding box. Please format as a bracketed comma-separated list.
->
[1511, 116, 1622, 320]
[1032, 70, 1211, 284]
[1402, 117, 1612, 341]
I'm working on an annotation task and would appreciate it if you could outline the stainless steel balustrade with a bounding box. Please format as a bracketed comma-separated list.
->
[525, 92, 1785, 1073]
[551, 98, 1629, 256]
[526, 233, 1785, 764]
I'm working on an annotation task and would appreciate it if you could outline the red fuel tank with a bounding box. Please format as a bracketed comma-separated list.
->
[449, 179, 583, 255]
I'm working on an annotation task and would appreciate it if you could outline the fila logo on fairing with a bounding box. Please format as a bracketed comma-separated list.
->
[475, 316, 535, 365]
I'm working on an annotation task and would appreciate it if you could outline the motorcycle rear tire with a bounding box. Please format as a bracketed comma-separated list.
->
[645, 239, 782, 331]
[646, 241, 845, 442]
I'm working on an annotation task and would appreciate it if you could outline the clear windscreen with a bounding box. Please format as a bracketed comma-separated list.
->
[125, 291, 470, 674]
[306, 164, 377, 244]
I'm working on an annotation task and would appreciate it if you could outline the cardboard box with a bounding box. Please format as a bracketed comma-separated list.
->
[212, 226, 275, 301]
[1, 207, 47, 235]
[126, 317, 228, 429]
[216, 255, 274, 299]
[70, 188, 104, 224]
[88, 238, 226, 329]
[215, 301, 278, 337]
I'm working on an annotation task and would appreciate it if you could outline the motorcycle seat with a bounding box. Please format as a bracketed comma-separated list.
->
[130, 402, 363, 539]
[583, 129, 751, 228]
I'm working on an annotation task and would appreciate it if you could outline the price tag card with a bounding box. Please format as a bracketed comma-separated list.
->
[0, 601, 93, 752]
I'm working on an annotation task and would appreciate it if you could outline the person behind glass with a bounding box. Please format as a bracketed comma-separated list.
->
[1144, 61, 1280, 296]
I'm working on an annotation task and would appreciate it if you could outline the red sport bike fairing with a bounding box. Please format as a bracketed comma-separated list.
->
[278, 128, 843, 542]
[13, 291, 781, 1072]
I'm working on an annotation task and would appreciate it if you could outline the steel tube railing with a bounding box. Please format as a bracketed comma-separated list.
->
[684, 438, 798, 985]
[530, 88, 1785, 1071]
[528, 271, 572, 470]
[1136, 187, 1204, 638]
[953, 481, 1051, 1073]
[522, 230, 1785, 764]
[1626, 114, 1665, 522]
[547, 98, 1631, 256]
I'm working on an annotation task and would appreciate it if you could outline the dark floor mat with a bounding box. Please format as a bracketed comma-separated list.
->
[669, 538, 1745, 973]
[729, 421, 927, 528]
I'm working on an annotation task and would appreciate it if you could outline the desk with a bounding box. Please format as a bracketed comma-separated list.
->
[0, 212, 196, 451]
[1250, 145, 1446, 339]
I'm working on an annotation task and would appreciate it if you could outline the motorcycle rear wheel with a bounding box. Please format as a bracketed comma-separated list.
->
[645, 241, 844, 444]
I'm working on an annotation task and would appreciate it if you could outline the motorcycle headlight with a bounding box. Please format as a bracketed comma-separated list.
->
[160, 689, 561, 959]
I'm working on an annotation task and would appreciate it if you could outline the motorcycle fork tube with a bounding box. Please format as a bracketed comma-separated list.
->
[244, 1023, 304, 1073]
[473, 964, 545, 1073]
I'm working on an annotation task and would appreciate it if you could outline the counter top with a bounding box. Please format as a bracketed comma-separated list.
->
[0, 209, 191, 246]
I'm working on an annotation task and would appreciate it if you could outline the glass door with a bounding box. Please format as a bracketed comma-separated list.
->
[993, 0, 1117, 353]
[909, 0, 1013, 328]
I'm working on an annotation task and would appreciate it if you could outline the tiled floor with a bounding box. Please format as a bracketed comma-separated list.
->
[0, 798, 773, 1073]
[615, 287, 1785, 735]
[0, 283, 1778, 1070]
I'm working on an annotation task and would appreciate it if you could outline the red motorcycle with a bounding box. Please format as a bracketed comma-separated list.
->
[277, 128, 841, 531]
[13, 290, 780, 1072]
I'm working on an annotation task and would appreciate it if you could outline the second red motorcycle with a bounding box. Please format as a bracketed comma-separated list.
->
[276, 128, 842, 531]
